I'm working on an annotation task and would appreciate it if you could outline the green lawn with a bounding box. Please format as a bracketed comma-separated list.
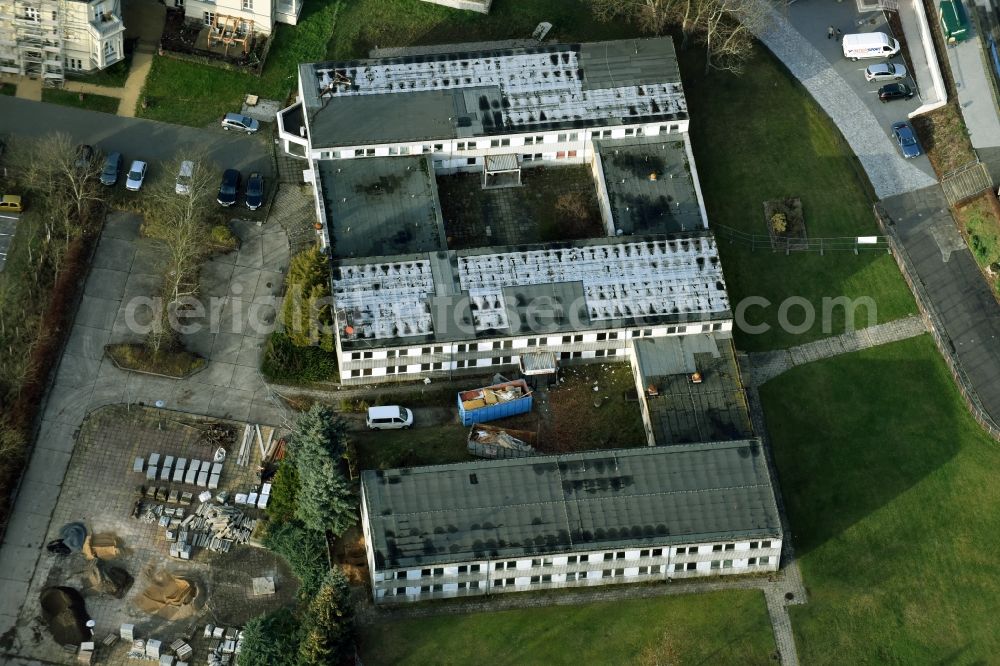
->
[682, 47, 916, 351]
[761, 335, 1000, 663]
[358, 589, 775, 665]
[41, 88, 120, 114]
[351, 423, 471, 471]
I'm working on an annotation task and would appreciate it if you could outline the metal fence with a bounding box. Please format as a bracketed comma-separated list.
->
[712, 224, 892, 254]
[872, 203, 1000, 442]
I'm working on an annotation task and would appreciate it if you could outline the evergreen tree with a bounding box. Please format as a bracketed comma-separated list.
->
[237, 608, 301, 666]
[298, 568, 353, 666]
[281, 246, 335, 351]
[289, 404, 356, 535]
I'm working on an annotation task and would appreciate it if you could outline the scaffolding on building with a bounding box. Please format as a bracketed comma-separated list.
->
[0, 0, 65, 86]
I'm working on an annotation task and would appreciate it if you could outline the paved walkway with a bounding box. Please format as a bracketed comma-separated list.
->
[0, 211, 290, 639]
[948, 1, 1000, 149]
[753, 4, 938, 198]
[749, 315, 929, 386]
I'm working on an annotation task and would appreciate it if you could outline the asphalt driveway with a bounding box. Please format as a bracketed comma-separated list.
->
[0, 96, 272, 179]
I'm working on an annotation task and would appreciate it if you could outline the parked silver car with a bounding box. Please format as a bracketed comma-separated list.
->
[865, 62, 908, 82]
[220, 113, 260, 134]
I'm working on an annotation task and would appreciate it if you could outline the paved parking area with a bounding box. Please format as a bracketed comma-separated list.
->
[0, 210, 291, 642]
[0, 97, 273, 184]
[0, 211, 15, 271]
[756, 2, 937, 198]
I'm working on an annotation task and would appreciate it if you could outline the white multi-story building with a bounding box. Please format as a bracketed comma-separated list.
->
[177, 0, 301, 37]
[0, 0, 125, 85]
[275, 37, 728, 385]
[360, 441, 784, 603]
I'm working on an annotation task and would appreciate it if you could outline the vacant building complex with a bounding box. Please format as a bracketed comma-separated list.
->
[361, 441, 783, 603]
[0, 0, 125, 84]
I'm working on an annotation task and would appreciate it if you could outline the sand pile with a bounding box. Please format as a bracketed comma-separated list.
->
[135, 570, 199, 620]
[82, 533, 121, 560]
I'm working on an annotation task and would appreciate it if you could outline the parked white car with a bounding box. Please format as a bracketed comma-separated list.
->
[366, 406, 414, 430]
[175, 160, 194, 195]
[865, 62, 908, 82]
[125, 160, 147, 191]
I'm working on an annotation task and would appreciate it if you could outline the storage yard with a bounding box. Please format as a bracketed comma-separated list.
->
[9, 406, 298, 665]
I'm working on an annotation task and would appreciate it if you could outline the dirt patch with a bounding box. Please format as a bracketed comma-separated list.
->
[84, 560, 134, 599]
[765, 197, 807, 250]
[39, 587, 90, 646]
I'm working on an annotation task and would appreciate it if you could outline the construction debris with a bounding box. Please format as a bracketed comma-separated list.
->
[165, 502, 258, 556]
[82, 533, 121, 560]
[467, 423, 538, 459]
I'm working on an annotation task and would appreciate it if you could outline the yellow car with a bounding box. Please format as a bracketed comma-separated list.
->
[0, 194, 22, 214]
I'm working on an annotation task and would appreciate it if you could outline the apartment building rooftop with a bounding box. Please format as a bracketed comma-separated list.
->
[332, 232, 731, 349]
[361, 440, 783, 568]
[300, 37, 687, 148]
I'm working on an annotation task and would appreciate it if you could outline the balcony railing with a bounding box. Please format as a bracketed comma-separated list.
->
[89, 13, 124, 37]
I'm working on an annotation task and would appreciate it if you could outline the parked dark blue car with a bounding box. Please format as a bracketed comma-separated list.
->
[891, 121, 922, 159]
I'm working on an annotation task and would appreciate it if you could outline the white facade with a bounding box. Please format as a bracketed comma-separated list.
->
[176, 0, 301, 36]
[0, 0, 125, 84]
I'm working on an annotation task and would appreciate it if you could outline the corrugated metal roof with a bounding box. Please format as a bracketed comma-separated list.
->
[361, 440, 782, 569]
[485, 153, 520, 172]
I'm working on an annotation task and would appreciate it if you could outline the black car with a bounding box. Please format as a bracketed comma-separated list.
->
[74, 144, 95, 170]
[217, 169, 240, 207]
[245, 172, 264, 211]
[100, 152, 123, 186]
[878, 83, 914, 102]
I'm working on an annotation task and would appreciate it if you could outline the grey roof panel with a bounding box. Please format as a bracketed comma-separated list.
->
[362, 441, 782, 568]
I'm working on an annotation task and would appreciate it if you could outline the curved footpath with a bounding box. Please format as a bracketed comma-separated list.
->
[754, 6, 937, 199]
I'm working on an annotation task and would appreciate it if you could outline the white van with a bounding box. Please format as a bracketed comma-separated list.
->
[842, 32, 901, 61]
[366, 405, 414, 430]
[175, 160, 194, 195]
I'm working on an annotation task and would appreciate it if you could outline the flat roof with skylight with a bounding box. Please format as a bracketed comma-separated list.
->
[300, 38, 687, 149]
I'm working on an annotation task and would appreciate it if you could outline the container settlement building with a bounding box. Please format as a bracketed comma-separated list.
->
[277, 37, 785, 602]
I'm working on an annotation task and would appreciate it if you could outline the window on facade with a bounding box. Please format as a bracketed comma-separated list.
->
[573, 334, 583, 343]
[420, 585, 430, 592]
[388, 146, 399, 155]
[625, 128, 635, 136]
[557, 133, 567, 142]
[434, 144, 443, 151]
[530, 575, 540, 583]
[562, 335, 571, 344]
[604, 553, 613, 561]
[762, 540, 772, 548]
[420, 363, 430, 371]
[560, 352, 571, 360]
[571, 351, 582, 359]
[493, 580, 502, 587]
[242, 0, 253, 9]
[712, 322, 723, 331]
[522, 154, 534, 162]
[466, 157, 476, 166]
[495, 563, 503, 570]
[527, 338, 537, 347]
[602, 570, 612, 578]
[760, 556, 770, 565]
[432, 362, 443, 370]
[710, 561, 720, 570]
[490, 139, 500, 148]
[422, 145, 431, 153]
[651, 565, 662, 574]
[614, 568, 624, 576]
[675, 547, 686, 555]
[531, 559, 541, 567]
[615, 551, 626, 560]
[724, 544, 735, 551]
[640, 549, 649, 558]
[400, 146, 411, 155]
[471, 564, 481, 573]
[712, 545, 722, 552]
[568, 150, 578, 158]
[501, 138, 510, 146]
[723, 560, 733, 569]
[505, 578, 514, 585]
[396, 571, 407, 580]
[748, 558, 757, 566]
[524, 137, 534, 146]
[652, 548, 663, 557]
[365, 148, 375, 156]
[203, 11, 215, 25]
[456, 142, 465, 151]
[24, 6, 39, 20]
[639, 566, 649, 574]
[595, 350, 605, 358]
[470, 581, 480, 589]
[421, 568, 431, 577]
[556, 151, 566, 159]
[602, 130, 612, 138]
[433, 568, 443, 576]
[350, 352, 361, 360]
[396, 587, 406, 594]
[686, 562, 697, 571]
[458, 582, 467, 590]
[362, 368, 372, 376]
[750, 541, 759, 549]
[569, 132, 579, 141]
[385, 366, 396, 375]
[566, 572, 577, 582]
[458, 565, 468, 574]
[350, 369, 360, 378]
[567, 555, 578, 564]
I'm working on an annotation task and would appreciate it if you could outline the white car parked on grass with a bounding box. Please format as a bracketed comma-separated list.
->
[125, 160, 147, 191]
[865, 62, 908, 82]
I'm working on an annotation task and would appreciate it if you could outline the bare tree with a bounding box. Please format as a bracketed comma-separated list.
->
[141, 153, 220, 354]
[11, 132, 103, 237]
[589, 0, 768, 73]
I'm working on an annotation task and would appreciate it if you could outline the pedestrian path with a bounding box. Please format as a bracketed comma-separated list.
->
[749, 315, 928, 386]
[947, 7, 1000, 150]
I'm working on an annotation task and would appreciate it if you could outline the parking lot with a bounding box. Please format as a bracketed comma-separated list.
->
[784, 1, 937, 179]
[0, 97, 274, 193]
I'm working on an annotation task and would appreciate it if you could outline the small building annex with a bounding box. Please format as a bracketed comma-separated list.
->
[361, 440, 784, 603]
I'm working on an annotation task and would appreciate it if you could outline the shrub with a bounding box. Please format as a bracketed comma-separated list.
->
[261, 331, 339, 384]
[209, 224, 239, 251]
[281, 246, 336, 351]
[106, 343, 205, 378]
[265, 461, 299, 523]
[299, 568, 353, 666]
[237, 608, 301, 666]
[771, 212, 787, 234]
[263, 519, 329, 598]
